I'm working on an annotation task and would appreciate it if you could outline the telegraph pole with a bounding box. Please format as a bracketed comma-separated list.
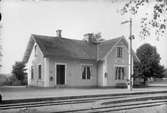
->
[129, 18, 133, 91]
[0, 6, 2, 72]
[121, 18, 134, 91]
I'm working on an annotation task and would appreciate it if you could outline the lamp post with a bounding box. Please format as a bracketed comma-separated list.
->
[121, 18, 134, 91]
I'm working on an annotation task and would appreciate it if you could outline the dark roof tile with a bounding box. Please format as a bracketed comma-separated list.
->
[23, 34, 139, 63]
[33, 34, 97, 60]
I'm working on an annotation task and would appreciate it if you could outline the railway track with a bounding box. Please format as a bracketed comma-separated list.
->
[1, 92, 167, 112]
[0, 95, 126, 110]
[51, 99, 167, 113]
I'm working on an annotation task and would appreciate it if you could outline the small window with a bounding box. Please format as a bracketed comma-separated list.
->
[115, 67, 125, 80]
[31, 66, 34, 79]
[82, 67, 86, 79]
[34, 45, 37, 57]
[117, 47, 123, 58]
[38, 65, 42, 79]
[87, 66, 91, 79]
[82, 65, 92, 80]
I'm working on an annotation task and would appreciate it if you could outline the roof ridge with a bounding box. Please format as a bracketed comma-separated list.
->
[102, 36, 124, 43]
[32, 34, 56, 38]
[32, 34, 124, 43]
[32, 34, 87, 42]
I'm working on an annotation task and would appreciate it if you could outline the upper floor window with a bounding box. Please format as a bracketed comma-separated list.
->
[117, 47, 123, 58]
[34, 45, 37, 57]
[115, 67, 125, 80]
[82, 65, 92, 80]
[38, 64, 42, 79]
[31, 66, 34, 79]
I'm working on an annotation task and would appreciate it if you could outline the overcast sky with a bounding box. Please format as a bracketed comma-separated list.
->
[1, 0, 167, 74]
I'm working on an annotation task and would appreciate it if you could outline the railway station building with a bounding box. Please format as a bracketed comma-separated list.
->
[23, 30, 139, 87]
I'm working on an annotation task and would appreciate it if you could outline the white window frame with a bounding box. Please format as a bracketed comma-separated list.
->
[81, 64, 93, 80]
[38, 64, 42, 80]
[116, 47, 123, 58]
[114, 65, 126, 80]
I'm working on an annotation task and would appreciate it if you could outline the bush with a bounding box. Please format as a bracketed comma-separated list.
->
[7, 75, 21, 86]
[12, 61, 27, 85]
[21, 77, 28, 85]
[0, 74, 8, 86]
[2, 74, 27, 86]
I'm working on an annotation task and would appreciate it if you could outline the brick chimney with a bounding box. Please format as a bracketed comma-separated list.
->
[56, 29, 62, 38]
[83, 33, 94, 42]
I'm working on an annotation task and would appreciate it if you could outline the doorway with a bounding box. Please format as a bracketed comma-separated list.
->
[56, 64, 65, 85]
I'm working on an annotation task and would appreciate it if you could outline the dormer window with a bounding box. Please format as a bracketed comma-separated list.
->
[117, 47, 123, 58]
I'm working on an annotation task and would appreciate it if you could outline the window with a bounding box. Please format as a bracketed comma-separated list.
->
[82, 65, 92, 80]
[117, 47, 123, 58]
[34, 45, 37, 57]
[115, 67, 125, 80]
[38, 65, 42, 79]
[31, 66, 34, 79]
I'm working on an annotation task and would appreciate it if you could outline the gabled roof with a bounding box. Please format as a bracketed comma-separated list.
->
[33, 34, 97, 60]
[98, 37, 122, 60]
[23, 34, 139, 63]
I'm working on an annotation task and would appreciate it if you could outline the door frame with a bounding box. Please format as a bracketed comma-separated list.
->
[55, 63, 67, 85]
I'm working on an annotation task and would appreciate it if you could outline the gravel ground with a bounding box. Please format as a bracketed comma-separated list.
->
[1, 86, 167, 100]
[123, 104, 167, 113]
[1, 104, 167, 113]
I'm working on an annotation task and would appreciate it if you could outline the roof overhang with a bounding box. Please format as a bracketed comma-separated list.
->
[22, 35, 35, 64]
[121, 37, 140, 62]
[100, 36, 140, 62]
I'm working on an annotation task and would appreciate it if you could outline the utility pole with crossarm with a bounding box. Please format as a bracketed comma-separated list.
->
[121, 18, 135, 91]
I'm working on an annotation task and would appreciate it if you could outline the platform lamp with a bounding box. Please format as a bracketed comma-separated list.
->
[121, 18, 135, 91]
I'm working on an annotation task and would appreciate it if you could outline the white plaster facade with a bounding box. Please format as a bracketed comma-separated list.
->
[23, 35, 138, 88]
